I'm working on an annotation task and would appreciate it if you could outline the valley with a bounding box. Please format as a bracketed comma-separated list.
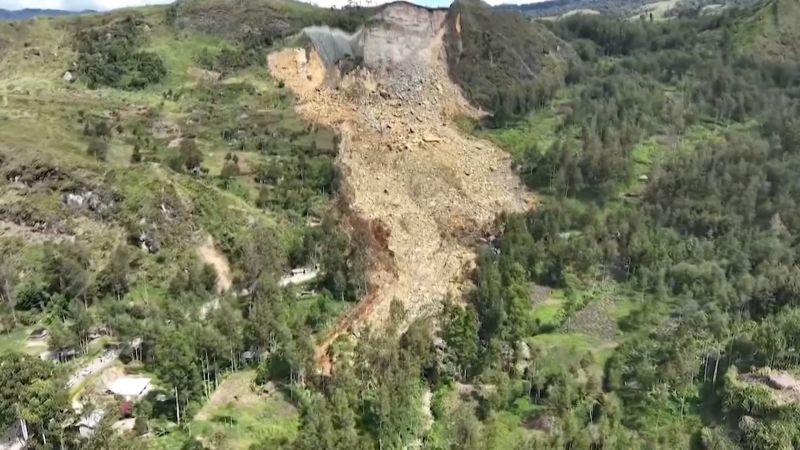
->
[1, 0, 800, 449]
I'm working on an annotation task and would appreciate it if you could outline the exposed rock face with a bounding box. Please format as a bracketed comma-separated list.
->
[361, 4, 447, 69]
[269, 2, 532, 364]
[767, 372, 800, 391]
[302, 26, 363, 67]
[299, 4, 447, 71]
[135, 219, 160, 254]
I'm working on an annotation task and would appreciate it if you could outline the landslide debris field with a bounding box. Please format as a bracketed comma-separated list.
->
[269, 2, 533, 354]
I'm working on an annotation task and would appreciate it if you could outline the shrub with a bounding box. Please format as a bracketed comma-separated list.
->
[73, 16, 166, 90]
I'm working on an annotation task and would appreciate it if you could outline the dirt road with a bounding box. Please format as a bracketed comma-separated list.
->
[67, 349, 120, 389]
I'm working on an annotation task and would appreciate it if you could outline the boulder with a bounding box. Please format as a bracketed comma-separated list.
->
[422, 133, 441, 143]
[186, 67, 222, 83]
[63, 71, 76, 83]
[167, 137, 184, 149]
[62, 190, 104, 211]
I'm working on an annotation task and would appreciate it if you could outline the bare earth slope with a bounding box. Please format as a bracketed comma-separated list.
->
[197, 234, 233, 293]
[268, 3, 532, 360]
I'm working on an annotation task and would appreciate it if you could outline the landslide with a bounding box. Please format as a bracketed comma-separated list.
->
[269, 1, 565, 358]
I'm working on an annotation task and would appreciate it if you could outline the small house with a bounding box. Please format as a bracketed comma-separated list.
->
[56, 348, 79, 363]
[106, 376, 152, 401]
[28, 328, 49, 341]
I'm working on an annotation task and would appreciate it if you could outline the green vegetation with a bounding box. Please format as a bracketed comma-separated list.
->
[732, 0, 800, 60]
[501, 0, 762, 18]
[446, 0, 573, 126]
[149, 371, 298, 449]
[441, 3, 800, 448]
[0, 2, 366, 447]
[176, 0, 372, 74]
[73, 15, 167, 90]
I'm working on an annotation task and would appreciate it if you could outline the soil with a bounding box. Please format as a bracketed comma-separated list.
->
[197, 234, 233, 293]
[268, 3, 532, 366]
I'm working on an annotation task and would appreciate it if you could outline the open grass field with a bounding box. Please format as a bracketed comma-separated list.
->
[531, 298, 564, 328]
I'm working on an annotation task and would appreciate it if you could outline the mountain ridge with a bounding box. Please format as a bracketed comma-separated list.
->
[496, 0, 765, 17]
[0, 8, 96, 21]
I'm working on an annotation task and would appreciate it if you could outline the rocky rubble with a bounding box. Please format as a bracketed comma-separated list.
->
[61, 189, 117, 214]
[268, 1, 532, 360]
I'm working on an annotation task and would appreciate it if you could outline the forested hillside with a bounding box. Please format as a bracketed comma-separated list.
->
[451, 0, 800, 447]
[2, 0, 800, 449]
[498, 0, 764, 18]
[447, 0, 575, 125]
[496, 0, 663, 17]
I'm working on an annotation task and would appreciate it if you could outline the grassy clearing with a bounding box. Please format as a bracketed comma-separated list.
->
[144, 31, 225, 88]
[150, 370, 298, 450]
[629, 0, 680, 20]
[526, 282, 647, 367]
[480, 109, 562, 159]
[530, 332, 595, 351]
[531, 300, 564, 328]
[608, 296, 639, 321]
